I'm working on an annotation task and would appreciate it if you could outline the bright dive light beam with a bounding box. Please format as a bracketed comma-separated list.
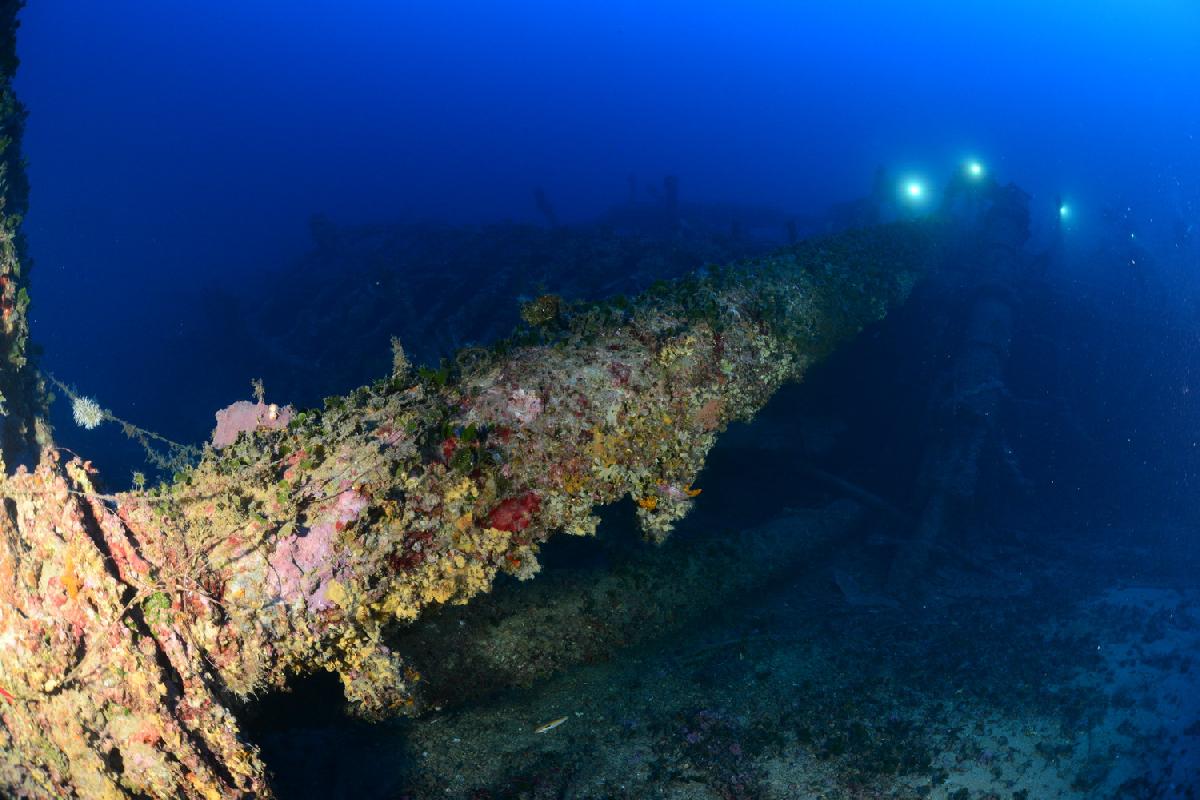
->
[967, 160, 983, 178]
[1059, 203, 1070, 219]
[904, 180, 924, 199]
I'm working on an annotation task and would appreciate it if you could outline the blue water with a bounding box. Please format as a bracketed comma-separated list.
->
[10, 2, 1200, 797]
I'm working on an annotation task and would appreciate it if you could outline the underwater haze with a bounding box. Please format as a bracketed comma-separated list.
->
[3, 0, 1200, 797]
[16, 0, 1199, 441]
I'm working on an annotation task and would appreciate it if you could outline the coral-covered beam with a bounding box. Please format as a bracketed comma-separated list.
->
[0, 0, 43, 463]
[0, 217, 939, 797]
[0, 219, 940, 798]
[0, 4, 949, 793]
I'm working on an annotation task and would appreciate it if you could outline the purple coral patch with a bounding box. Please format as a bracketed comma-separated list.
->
[212, 400, 294, 448]
[268, 488, 368, 611]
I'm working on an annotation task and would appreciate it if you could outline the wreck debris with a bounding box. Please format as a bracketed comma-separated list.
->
[0, 1, 42, 465]
[533, 716, 569, 734]
[0, 214, 936, 796]
[393, 501, 867, 712]
[0, 6, 945, 795]
[886, 183, 1029, 595]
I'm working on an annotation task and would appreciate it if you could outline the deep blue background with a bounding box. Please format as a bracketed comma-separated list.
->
[9, 0, 1200, 470]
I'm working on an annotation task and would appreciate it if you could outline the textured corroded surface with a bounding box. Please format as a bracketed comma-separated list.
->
[0, 4, 944, 793]
[0, 217, 936, 797]
[127, 218, 934, 712]
[0, 1, 43, 462]
[0, 452, 271, 798]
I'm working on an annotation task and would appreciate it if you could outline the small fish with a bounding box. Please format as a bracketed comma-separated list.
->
[0, 686, 13, 703]
[534, 716, 568, 734]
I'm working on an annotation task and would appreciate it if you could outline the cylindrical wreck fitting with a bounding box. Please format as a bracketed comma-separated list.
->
[394, 500, 867, 711]
[0, 217, 936, 798]
[0, 7, 946, 794]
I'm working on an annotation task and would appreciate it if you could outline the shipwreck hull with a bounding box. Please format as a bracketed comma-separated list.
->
[0, 5, 964, 794]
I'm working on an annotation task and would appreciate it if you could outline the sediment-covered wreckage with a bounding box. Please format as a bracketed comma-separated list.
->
[0, 9, 1037, 798]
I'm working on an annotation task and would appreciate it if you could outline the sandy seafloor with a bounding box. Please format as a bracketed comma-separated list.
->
[255, 507, 1200, 800]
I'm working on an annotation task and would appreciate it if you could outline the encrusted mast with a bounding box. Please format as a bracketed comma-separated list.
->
[0, 10, 944, 798]
[0, 1, 41, 463]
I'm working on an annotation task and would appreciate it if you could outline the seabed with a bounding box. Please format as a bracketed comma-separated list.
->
[250, 418, 1200, 800]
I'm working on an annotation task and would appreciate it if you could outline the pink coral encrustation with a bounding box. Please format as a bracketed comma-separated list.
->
[212, 400, 294, 448]
[268, 487, 368, 610]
